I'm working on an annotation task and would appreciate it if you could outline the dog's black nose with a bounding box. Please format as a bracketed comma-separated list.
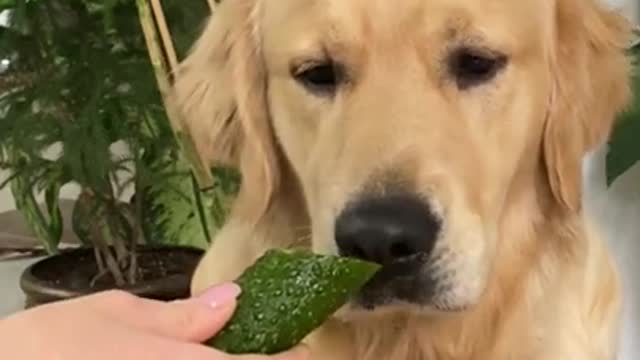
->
[334, 194, 440, 265]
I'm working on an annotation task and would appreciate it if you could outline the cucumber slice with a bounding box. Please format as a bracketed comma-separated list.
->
[206, 249, 380, 354]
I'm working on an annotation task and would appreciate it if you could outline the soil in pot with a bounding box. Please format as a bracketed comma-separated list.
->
[20, 245, 204, 309]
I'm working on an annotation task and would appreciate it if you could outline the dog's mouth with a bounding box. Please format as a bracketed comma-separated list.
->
[350, 253, 440, 310]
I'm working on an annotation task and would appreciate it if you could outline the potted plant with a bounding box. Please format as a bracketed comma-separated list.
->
[0, 0, 239, 308]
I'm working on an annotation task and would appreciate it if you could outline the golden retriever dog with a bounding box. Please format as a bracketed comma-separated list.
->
[171, 0, 632, 358]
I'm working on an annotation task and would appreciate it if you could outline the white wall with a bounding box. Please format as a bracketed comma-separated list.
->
[585, 149, 640, 360]
[0, 142, 131, 213]
[1, 184, 22, 212]
[585, 3, 638, 359]
[0, 184, 80, 213]
[608, 0, 638, 16]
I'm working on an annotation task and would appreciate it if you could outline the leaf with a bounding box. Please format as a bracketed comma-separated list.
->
[139, 152, 214, 250]
[607, 114, 640, 186]
[0, 0, 16, 12]
[606, 51, 640, 186]
[44, 178, 63, 248]
[10, 170, 62, 254]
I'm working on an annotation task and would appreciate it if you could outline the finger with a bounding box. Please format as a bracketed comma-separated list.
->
[93, 283, 241, 342]
[140, 337, 308, 360]
[237, 345, 311, 360]
[121, 334, 231, 360]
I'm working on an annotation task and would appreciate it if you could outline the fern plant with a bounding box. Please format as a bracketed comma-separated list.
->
[0, 0, 238, 287]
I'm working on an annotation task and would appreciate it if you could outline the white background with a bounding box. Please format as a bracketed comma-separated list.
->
[583, 2, 638, 359]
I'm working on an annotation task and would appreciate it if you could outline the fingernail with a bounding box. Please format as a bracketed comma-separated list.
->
[195, 282, 242, 308]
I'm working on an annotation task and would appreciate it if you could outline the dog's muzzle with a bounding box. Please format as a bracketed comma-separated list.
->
[334, 192, 442, 308]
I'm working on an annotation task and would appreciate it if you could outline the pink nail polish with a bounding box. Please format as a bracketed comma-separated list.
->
[196, 282, 242, 308]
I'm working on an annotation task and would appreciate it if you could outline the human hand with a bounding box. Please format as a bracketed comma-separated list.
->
[0, 283, 308, 360]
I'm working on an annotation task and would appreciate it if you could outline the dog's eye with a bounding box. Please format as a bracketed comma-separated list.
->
[448, 47, 507, 89]
[293, 61, 341, 96]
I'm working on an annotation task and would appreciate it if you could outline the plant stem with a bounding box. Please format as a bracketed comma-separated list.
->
[128, 233, 138, 285]
[135, 0, 213, 189]
[128, 158, 145, 284]
[110, 220, 129, 266]
[92, 219, 126, 287]
[93, 245, 105, 275]
[191, 172, 211, 243]
[105, 178, 128, 266]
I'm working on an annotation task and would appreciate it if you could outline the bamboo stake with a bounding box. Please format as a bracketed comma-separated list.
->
[149, 0, 179, 72]
[135, 0, 213, 188]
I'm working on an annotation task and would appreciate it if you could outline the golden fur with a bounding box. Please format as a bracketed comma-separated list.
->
[171, 0, 632, 359]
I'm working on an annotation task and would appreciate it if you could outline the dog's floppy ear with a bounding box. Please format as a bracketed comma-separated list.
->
[171, 0, 279, 217]
[543, 0, 631, 213]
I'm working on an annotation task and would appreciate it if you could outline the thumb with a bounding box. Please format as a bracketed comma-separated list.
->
[102, 283, 242, 343]
[168, 282, 243, 341]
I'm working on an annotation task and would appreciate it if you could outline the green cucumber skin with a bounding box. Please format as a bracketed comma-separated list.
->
[207, 249, 380, 355]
